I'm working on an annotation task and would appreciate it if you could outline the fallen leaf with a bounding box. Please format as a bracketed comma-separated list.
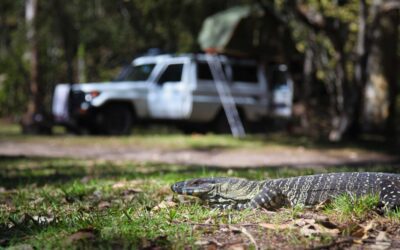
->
[195, 239, 223, 247]
[206, 243, 218, 250]
[228, 225, 242, 233]
[31, 197, 44, 205]
[367, 231, 392, 250]
[226, 243, 246, 250]
[351, 221, 375, 239]
[350, 225, 365, 239]
[295, 218, 340, 237]
[259, 223, 293, 230]
[299, 213, 329, 222]
[300, 224, 319, 237]
[152, 201, 177, 211]
[376, 231, 390, 242]
[364, 221, 376, 232]
[194, 240, 211, 246]
[220, 227, 230, 232]
[66, 228, 96, 243]
[98, 201, 111, 210]
[112, 182, 127, 189]
[121, 188, 143, 196]
[204, 217, 213, 224]
[295, 218, 316, 226]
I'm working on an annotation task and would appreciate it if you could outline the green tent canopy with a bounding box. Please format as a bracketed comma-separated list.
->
[198, 5, 267, 56]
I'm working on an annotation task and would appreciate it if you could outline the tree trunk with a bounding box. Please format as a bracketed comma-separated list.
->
[383, 9, 399, 143]
[21, 0, 50, 134]
[363, 1, 398, 144]
[301, 35, 315, 132]
[328, 50, 349, 142]
[53, 0, 77, 84]
[349, 0, 369, 137]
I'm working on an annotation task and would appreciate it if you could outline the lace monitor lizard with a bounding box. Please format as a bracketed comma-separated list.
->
[171, 172, 400, 210]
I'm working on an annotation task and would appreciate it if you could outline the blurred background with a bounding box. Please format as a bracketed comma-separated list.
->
[1, 2, 400, 248]
[0, 0, 399, 144]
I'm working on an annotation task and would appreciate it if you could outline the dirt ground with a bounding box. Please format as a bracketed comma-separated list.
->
[2, 133, 400, 249]
[0, 139, 398, 168]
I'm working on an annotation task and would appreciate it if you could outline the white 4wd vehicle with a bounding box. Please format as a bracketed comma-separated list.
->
[52, 54, 293, 135]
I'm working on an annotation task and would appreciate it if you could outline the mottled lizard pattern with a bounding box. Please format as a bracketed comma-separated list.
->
[171, 172, 400, 210]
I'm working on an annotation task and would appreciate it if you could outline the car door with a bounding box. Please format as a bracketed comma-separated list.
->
[148, 59, 192, 119]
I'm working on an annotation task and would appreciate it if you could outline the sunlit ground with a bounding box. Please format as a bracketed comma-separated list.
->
[1, 121, 400, 248]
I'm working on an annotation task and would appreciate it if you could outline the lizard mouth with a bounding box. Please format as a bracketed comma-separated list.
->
[171, 180, 213, 196]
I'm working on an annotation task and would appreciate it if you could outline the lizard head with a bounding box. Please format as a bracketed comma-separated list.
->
[171, 177, 263, 208]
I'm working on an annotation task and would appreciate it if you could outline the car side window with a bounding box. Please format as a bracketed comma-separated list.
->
[197, 62, 229, 83]
[232, 64, 258, 83]
[197, 62, 213, 80]
[157, 64, 183, 85]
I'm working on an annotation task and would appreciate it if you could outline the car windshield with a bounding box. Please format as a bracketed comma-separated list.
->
[114, 64, 156, 82]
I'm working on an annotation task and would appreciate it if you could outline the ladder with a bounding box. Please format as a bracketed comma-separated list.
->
[206, 54, 246, 138]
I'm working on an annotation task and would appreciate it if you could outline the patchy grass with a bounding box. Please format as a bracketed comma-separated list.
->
[1, 157, 400, 249]
[324, 194, 381, 222]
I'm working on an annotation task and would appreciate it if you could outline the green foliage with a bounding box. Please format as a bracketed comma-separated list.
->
[325, 193, 380, 220]
[386, 207, 400, 220]
[0, 22, 29, 117]
[0, 0, 254, 117]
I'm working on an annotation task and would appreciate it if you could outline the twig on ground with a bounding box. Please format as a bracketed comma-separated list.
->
[239, 226, 259, 250]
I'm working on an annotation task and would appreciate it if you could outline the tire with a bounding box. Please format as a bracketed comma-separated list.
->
[213, 112, 231, 134]
[180, 124, 207, 135]
[94, 104, 133, 135]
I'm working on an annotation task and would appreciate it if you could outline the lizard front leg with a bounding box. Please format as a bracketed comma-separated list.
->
[236, 186, 285, 210]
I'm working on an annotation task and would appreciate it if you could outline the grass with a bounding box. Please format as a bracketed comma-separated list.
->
[324, 194, 381, 221]
[1, 157, 400, 249]
[0, 121, 399, 249]
[0, 158, 273, 248]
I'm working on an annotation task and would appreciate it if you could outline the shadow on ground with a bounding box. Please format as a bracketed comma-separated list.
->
[1, 155, 400, 190]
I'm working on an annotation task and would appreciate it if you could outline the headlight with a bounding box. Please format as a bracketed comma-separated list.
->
[85, 91, 100, 102]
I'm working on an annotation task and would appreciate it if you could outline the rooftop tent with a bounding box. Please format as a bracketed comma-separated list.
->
[198, 5, 267, 56]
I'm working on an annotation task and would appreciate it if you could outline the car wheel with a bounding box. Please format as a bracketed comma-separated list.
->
[214, 110, 249, 135]
[95, 104, 133, 135]
[214, 112, 231, 134]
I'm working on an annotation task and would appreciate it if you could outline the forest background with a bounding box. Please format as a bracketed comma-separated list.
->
[0, 0, 399, 143]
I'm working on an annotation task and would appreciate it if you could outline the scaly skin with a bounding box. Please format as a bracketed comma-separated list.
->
[171, 172, 400, 210]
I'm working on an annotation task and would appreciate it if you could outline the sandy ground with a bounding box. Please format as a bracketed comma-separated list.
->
[0, 140, 398, 168]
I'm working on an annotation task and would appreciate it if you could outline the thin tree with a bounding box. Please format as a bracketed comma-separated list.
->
[21, 0, 43, 133]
